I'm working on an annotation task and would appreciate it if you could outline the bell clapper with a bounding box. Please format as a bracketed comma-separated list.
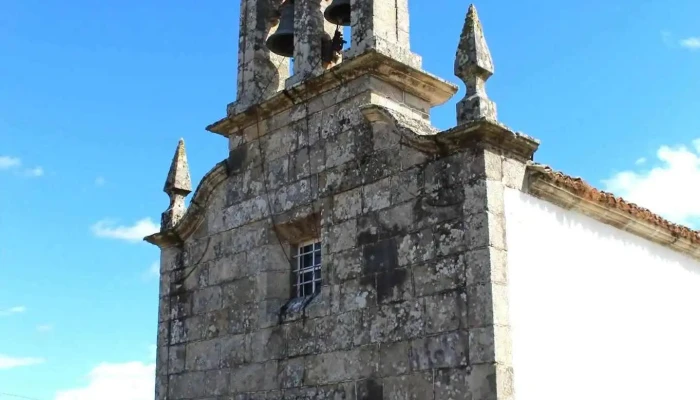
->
[331, 25, 346, 53]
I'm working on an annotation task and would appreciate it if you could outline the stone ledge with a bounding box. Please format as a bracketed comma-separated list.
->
[207, 50, 458, 137]
[360, 104, 540, 161]
[527, 163, 700, 261]
[145, 160, 230, 248]
[279, 294, 322, 323]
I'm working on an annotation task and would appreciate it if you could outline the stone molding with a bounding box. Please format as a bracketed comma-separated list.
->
[145, 160, 230, 248]
[209, 50, 458, 137]
[527, 163, 700, 261]
[360, 104, 540, 161]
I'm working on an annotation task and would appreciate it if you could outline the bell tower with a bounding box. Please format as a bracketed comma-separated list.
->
[211, 0, 456, 140]
[146, 1, 536, 400]
[222, 0, 439, 122]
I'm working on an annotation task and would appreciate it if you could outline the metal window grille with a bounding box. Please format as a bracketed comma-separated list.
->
[293, 240, 322, 297]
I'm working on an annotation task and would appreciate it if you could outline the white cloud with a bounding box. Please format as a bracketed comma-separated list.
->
[0, 156, 21, 169]
[91, 218, 159, 243]
[661, 32, 700, 51]
[634, 157, 646, 165]
[0, 156, 44, 178]
[37, 324, 54, 332]
[680, 37, 700, 50]
[25, 166, 44, 177]
[54, 361, 155, 400]
[603, 139, 700, 227]
[95, 177, 106, 186]
[0, 305, 26, 316]
[0, 354, 45, 369]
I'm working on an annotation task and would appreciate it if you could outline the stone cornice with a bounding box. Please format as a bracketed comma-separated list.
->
[206, 49, 459, 137]
[360, 104, 540, 160]
[144, 160, 230, 249]
[527, 163, 700, 261]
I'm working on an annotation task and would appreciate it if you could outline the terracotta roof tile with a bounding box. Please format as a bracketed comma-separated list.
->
[529, 163, 700, 245]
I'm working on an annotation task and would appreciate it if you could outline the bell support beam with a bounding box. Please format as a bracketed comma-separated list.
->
[345, 0, 421, 68]
[228, 0, 290, 116]
[286, 0, 338, 88]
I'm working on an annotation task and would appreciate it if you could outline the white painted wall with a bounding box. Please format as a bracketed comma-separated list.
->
[504, 188, 700, 400]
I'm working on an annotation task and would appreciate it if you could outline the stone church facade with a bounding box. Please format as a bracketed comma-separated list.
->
[145, 1, 700, 399]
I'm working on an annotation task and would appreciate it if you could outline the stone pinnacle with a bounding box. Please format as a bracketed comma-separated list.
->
[163, 138, 192, 196]
[454, 4, 497, 123]
[455, 4, 494, 80]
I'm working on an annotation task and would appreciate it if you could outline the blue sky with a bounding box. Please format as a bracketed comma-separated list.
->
[0, 0, 698, 399]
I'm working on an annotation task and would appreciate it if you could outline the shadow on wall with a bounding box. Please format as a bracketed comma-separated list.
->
[506, 188, 700, 277]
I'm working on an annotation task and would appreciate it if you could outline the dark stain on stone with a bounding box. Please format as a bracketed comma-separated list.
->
[227, 144, 248, 173]
[357, 210, 411, 247]
[357, 378, 384, 400]
[381, 222, 408, 241]
[362, 239, 398, 275]
[361, 239, 408, 303]
[376, 268, 408, 303]
[357, 213, 380, 245]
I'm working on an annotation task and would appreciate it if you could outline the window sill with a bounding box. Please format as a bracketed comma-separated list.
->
[279, 292, 321, 323]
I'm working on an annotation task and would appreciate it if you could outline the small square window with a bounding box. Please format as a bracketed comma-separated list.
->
[293, 239, 322, 298]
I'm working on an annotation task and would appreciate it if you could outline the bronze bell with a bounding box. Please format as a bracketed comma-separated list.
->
[266, 0, 295, 57]
[324, 0, 351, 26]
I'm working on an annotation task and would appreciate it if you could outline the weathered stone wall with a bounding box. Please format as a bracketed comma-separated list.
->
[154, 74, 523, 399]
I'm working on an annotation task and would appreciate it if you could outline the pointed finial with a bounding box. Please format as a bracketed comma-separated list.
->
[164, 138, 192, 196]
[454, 4, 497, 123]
[161, 139, 192, 230]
